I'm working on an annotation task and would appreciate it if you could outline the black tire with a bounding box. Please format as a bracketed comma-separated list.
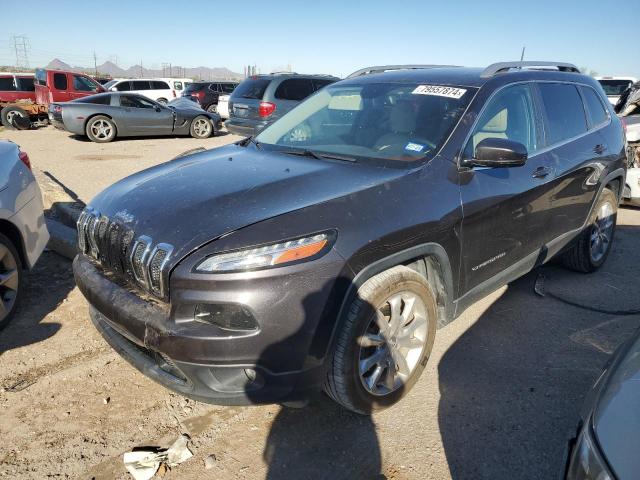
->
[0, 233, 23, 331]
[206, 104, 218, 113]
[1, 106, 29, 130]
[324, 265, 437, 414]
[563, 188, 617, 273]
[85, 115, 116, 143]
[189, 115, 214, 139]
[157, 98, 168, 105]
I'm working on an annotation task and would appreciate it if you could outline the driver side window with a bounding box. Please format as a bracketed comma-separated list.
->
[120, 95, 155, 109]
[464, 84, 538, 159]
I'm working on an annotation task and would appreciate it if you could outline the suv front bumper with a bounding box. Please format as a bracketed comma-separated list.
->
[73, 252, 344, 404]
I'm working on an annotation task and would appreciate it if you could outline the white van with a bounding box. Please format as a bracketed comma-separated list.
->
[160, 78, 193, 97]
[104, 79, 175, 104]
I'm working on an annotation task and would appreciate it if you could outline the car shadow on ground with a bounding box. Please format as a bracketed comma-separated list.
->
[438, 224, 640, 479]
[248, 277, 388, 480]
[0, 252, 74, 356]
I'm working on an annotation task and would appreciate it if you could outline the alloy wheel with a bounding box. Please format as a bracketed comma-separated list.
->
[358, 292, 428, 396]
[193, 118, 212, 137]
[0, 243, 19, 323]
[90, 120, 113, 140]
[590, 201, 614, 263]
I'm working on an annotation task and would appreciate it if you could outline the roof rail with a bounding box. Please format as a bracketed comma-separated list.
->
[481, 61, 580, 78]
[347, 64, 460, 79]
[269, 71, 299, 75]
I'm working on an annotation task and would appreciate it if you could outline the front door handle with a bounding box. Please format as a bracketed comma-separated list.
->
[594, 144, 607, 155]
[532, 166, 551, 179]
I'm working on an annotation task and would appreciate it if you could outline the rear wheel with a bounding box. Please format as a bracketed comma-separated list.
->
[0, 233, 22, 331]
[157, 98, 168, 105]
[324, 266, 437, 414]
[86, 115, 116, 143]
[206, 104, 218, 113]
[190, 116, 213, 139]
[563, 187, 617, 272]
[1, 106, 30, 130]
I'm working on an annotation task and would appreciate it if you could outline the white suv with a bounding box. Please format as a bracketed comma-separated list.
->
[596, 76, 638, 105]
[104, 79, 175, 104]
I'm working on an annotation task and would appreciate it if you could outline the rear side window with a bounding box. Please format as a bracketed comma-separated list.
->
[233, 78, 270, 99]
[580, 86, 609, 128]
[313, 79, 335, 91]
[275, 79, 314, 101]
[0, 77, 15, 91]
[115, 81, 131, 91]
[16, 77, 34, 91]
[132, 81, 151, 90]
[220, 83, 237, 94]
[598, 79, 633, 96]
[538, 83, 587, 145]
[151, 81, 169, 90]
[54, 73, 68, 90]
[77, 95, 111, 105]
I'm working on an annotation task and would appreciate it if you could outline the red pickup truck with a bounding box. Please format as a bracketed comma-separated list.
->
[1, 69, 103, 128]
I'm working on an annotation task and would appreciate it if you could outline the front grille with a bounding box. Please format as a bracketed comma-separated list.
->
[78, 208, 173, 299]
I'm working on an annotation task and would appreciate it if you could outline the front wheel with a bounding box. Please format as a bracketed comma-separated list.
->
[0, 233, 22, 331]
[324, 265, 437, 414]
[206, 104, 218, 113]
[157, 98, 168, 105]
[190, 116, 213, 139]
[563, 187, 617, 272]
[86, 115, 116, 143]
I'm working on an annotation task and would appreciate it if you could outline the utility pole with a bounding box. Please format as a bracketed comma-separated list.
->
[520, 46, 526, 62]
[11, 35, 29, 69]
[93, 51, 98, 76]
[140, 59, 143, 78]
[169, 63, 172, 77]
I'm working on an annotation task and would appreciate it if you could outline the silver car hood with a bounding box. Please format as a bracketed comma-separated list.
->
[594, 332, 640, 480]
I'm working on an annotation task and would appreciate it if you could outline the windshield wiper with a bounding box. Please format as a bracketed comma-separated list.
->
[237, 136, 262, 149]
[281, 148, 356, 163]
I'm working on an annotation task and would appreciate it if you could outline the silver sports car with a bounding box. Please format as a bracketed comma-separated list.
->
[49, 93, 222, 143]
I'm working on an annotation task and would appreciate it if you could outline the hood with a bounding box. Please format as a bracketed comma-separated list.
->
[593, 330, 640, 479]
[89, 144, 405, 264]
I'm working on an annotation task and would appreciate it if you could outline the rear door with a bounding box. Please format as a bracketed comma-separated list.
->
[534, 82, 603, 246]
[150, 80, 172, 102]
[118, 94, 173, 134]
[459, 82, 553, 293]
[50, 72, 72, 102]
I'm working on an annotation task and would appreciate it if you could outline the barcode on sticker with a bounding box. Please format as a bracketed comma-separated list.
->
[412, 85, 467, 99]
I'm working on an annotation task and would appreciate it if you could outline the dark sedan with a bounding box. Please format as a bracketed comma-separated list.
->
[49, 93, 222, 143]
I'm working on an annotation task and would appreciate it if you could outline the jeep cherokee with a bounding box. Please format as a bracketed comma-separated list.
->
[74, 62, 627, 414]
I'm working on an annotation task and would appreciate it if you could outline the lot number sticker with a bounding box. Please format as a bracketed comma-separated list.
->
[412, 85, 467, 99]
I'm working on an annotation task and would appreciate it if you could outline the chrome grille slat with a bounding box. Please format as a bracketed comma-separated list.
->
[78, 209, 172, 299]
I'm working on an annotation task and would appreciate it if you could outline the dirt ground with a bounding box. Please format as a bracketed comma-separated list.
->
[1, 127, 640, 479]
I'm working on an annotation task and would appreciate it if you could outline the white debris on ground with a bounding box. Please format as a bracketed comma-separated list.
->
[123, 434, 193, 480]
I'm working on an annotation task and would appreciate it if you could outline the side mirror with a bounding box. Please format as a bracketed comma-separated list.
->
[109, 87, 117, 92]
[469, 138, 528, 168]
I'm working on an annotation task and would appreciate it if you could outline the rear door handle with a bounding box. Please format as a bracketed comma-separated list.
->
[594, 144, 607, 155]
[532, 166, 551, 179]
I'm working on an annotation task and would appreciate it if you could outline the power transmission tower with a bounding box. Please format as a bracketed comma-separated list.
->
[11, 35, 30, 69]
[161, 63, 169, 77]
[93, 51, 98, 76]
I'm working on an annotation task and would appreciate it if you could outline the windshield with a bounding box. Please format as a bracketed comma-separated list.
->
[598, 79, 634, 96]
[256, 82, 475, 164]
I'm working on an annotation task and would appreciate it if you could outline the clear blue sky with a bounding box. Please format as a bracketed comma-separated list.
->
[1, 0, 639, 78]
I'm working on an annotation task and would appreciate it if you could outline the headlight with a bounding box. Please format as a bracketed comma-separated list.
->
[566, 419, 613, 480]
[195, 232, 333, 273]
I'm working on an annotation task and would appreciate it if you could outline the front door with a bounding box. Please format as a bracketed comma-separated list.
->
[118, 95, 174, 135]
[459, 83, 553, 294]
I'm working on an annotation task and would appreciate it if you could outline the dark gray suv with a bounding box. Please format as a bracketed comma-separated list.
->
[225, 73, 338, 136]
[74, 62, 626, 414]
